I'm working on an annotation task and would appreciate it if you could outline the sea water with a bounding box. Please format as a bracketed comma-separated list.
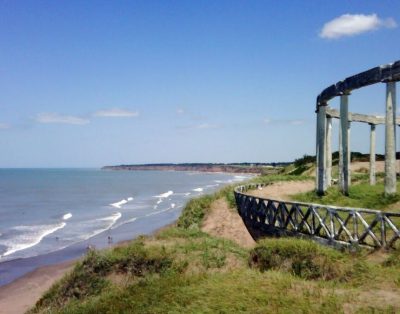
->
[0, 169, 250, 285]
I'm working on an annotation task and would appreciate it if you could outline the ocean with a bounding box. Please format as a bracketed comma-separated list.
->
[0, 169, 250, 285]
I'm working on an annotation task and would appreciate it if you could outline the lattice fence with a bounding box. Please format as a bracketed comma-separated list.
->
[234, 184, 400, 249]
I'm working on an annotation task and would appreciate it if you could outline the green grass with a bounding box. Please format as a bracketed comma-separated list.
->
[249, 238, 369, 283]
[30, 173, 400, 313]
[292, 182, 400, 211]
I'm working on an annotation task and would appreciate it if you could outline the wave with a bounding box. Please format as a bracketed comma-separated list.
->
[0, 222, 67, 258]
[76, 212, 122, 241]
[112, 217, 137, 229]
[145, 208, 171, 217]
[233, 175, 248, 181]
[110, 197, 134, 209]
[192, 187, 203, 192]
[206, 184, 219, 188]
[63, 213, 72, 220]
[97, 212, 122, 223]
[154, 191, 173, 198]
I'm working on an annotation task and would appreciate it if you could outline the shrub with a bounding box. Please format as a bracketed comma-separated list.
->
[249, 238, 368, 282]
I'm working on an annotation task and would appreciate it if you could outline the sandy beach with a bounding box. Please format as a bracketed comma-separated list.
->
[0, 260, 74, 314]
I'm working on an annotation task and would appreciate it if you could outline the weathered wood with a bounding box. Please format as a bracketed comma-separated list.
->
[234, 184, 400, 249]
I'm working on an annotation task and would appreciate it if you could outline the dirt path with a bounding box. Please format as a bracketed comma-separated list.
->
[247, 180, 315, 200]
[201, 180, 315, 249]
[202, 198, 255, 248]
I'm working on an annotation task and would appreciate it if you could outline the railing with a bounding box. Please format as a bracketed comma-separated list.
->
[234, 184, 400, 249]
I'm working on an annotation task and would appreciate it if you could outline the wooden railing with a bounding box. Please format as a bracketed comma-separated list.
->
[234, 184, 400, 249]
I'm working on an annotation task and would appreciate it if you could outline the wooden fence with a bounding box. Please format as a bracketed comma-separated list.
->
[234, 184, 400, 249]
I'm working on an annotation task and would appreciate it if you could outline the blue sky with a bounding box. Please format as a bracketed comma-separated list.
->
[0, 1, 399, 167]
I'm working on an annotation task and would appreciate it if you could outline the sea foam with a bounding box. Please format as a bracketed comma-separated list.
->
[154, 191, 174, 198]
[0, 222, 67, 258]
[110, 197, 133, 209]
[63, 213, 72, 220]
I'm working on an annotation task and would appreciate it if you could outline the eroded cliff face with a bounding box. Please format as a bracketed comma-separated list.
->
[102, 164, 281, 174]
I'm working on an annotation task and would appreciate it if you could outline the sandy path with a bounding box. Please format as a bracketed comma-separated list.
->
[0, 260, 74, 314]
[202, 199, 255, 248]
[248, 180, 315, 200]
[201, 180, 315, 249]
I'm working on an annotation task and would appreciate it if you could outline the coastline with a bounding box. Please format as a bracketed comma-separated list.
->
[0, 221, 177, 314]
[0, 171, 252, 312]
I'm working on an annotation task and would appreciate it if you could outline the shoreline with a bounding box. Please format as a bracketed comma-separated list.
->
[0, 221, 177, 314]
[0, 172, 252, 312]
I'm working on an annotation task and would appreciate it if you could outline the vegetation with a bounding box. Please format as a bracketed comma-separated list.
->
[292, 181, 400, 211]
[249, 238, 369, 282]
[30, 166, 400, 313]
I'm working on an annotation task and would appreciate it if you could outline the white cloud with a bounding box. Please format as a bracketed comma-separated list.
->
[263, 118, 306, 125]
[94, 108, 139, 118]
[177, 108, 185, 115]
[0, 123, 10, 129]
[36, 113, 90, 125]
[320, 13, 397, 39]
[195, 123, 220, 129]
[178, 123, 221, 130]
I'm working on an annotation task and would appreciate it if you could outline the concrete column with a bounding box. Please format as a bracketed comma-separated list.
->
[317, 104, 327, 194]
[369, 124, 376, 185]
[339, 119, 343, 188]
[340, 94, 350, 195]
[385, 82, 397, 195]
[348, 122, 351, 187]
[326, 116, 332, 187]
[315, 109, 320, 190]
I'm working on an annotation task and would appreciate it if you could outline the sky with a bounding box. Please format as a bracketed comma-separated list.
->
[0, 0, 399, 167]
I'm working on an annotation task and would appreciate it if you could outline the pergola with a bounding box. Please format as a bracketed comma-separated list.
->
[316, 61, 400, 196]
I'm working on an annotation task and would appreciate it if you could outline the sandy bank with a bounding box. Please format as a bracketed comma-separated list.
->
[0, 260, 74, 314]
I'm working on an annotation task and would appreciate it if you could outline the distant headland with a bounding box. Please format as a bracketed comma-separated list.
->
[101, 162, 291, 174]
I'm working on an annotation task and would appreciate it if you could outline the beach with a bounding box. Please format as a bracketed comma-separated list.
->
[0, 169, 251, 312]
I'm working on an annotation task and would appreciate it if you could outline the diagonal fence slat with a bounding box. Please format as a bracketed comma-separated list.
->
[234, 185, 400, 249]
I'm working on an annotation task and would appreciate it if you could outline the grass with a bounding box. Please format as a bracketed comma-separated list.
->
[291, 182, 400, 211]
[30, 172, 400, 313]
[249, 238, 369, 283]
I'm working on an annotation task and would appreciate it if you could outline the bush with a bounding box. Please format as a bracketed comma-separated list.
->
[32, 240, 173, 312]
[249, 238, 368, 281]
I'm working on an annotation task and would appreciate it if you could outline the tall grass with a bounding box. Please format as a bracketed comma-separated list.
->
[292, 182, 400, 210]
[30, 173, 400, 313]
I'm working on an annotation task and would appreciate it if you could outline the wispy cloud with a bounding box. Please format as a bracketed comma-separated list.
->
[0, 123, 10, 129]
[94, 108, 139, 118]
[36, 113, 90, 125]
[320, 13, 397, 39]
[176, 108, 185, 115]
[177, 123, 222, 130]
[263, 118, 306, 126]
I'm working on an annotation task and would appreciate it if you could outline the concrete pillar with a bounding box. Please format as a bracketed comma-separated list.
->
[385, 82, 397, 195]
[339, 119, 343, 188]
[340, 94, 350, 195]
[315, 110, 320, 189]
[348, 121, 351, 187]
[369, 124, 376, 185]
[326, 116, 332, 187]
[317, 104, 327, 194]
